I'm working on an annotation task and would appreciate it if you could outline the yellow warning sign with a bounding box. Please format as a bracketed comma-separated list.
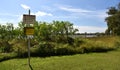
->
[24, 27, 34, 35]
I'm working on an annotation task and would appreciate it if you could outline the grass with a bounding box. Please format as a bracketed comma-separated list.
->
[0, 49, 120, 70]
[77, 36, 120, 53]
[0, 53, 17, 62]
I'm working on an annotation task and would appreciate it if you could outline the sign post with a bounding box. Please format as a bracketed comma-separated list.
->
[23, 9, 36, 67]
[28, 36, 30, 66]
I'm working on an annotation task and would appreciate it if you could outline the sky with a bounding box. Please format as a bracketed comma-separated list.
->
[0, 0, 120, 33]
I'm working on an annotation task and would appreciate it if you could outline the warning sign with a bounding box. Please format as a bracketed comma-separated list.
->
[24, 27, 34, 35]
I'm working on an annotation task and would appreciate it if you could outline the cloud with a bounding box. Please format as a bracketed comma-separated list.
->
[58, 5, 108, 19]
[0, 12, 23, 27]
[0, 13, 19, 17]
[94, 10, 108, 19]
[59, 6, 93, 13]
[20, 4, 53, 17]
[74, 26, 107, 33]
[21, 4, 30, 10]
[0, 18, 19, 27]
[32, 11, 53, 17]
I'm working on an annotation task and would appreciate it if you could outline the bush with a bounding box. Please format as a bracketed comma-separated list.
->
[18, 36, 120, 57]
[114, 37, 120, 48]
[73, 38, 85, 47]
[55, 44, 75, 55]
[30, 42, 55, 57]
[1, 36, 119, 59]
[0, 40, 12, 53]
[31, 42, 77, 57]
[80, 37, 119, 53]
[67, 37, 74, 45]
[10, 39, 28, 57]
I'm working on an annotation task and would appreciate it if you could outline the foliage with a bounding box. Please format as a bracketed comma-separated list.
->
[0, 35, 120, 61]
[105, 3, 120, 35]
[26, 36, 120, 57]
[0, 21, 120, 60]
[0, 23, 14, 40]
[81, 36, 120, 52]
[33, 21, 78, 43]
[0, 40, 12, 53]
[9, 39, 28, 57]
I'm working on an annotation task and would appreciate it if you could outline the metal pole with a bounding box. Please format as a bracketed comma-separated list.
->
[29, 9, 30, 15]
[28, 9, 31, 66]
[28, 36, 31, 66]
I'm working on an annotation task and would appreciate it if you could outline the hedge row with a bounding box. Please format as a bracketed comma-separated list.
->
[0, 36, 120, 61]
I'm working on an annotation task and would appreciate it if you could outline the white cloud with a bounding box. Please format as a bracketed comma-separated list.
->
[21, 4, 30, 10]
[0, 11, 53, 27]
[0, 13, 22, 27]
[74, 26, 107, 33]
[58, 5, 108, 20]
[59, 6, 93, 13]
[0, 18, 18, 27]
[32, 11, 53, 17]
[0, 13, 19, 17]
[20, 4, 53, 17]
[94, 10, 108, 19]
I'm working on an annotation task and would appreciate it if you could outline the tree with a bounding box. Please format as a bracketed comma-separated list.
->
[33, 21, 78, 43]
[39, 22, 53, 41]
[6, 23, 14, 40]
[52, 21, 78, 43]
[17, 22, 26, 39]
[0, 23, 15, 40]
[105, 3, 120, 35]
[0, 24, 6, 39]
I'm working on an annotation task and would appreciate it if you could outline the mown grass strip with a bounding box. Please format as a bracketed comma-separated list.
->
[0, 49, 120, 70]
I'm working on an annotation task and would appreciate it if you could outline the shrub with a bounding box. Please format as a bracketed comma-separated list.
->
[22, 36, 120, 57]
[31, 42, 77, 57]
[33, 42, 55, 57]
[80, 37, 119, 53]
[55, 44, 74, 55]
[73, 38, 85, 47]
[114, 37, 120, 48]
[0, 40, 12, 53]
[67, 37, 74, 45]
[1, 36, 119, 59]
[10, 39, 28, 57]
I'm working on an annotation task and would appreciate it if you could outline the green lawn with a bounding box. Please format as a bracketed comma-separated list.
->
[0, 49, 120, 70]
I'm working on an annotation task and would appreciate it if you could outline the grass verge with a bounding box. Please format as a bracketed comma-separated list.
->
[0, 49, 120, 70]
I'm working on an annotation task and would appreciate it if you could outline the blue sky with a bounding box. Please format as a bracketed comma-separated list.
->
[0, 0, 120, 33]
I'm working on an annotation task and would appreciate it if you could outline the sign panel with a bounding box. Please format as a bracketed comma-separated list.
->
[24, 27, 34, 35]
[23, 14, 36, 24]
